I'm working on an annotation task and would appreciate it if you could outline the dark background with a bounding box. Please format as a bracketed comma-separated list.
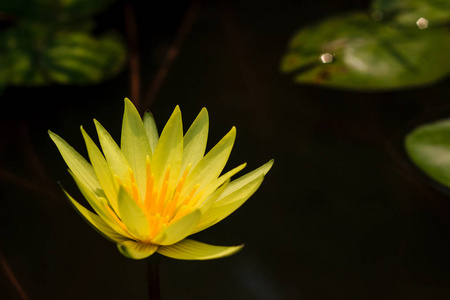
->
[2, 0, 450, 299]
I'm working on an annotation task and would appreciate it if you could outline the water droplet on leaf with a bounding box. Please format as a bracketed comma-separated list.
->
[416, 17, 429, 29]
[320, 53, 334, 63]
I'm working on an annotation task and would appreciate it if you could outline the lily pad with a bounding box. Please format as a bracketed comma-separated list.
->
[281, 12, 450, 91]
[405, 119, 450, 188]
[372, 0, 450, 27]
[0, 25, 47, 86]
[0, 24, 126, 86]
[42, 31, 126, 85]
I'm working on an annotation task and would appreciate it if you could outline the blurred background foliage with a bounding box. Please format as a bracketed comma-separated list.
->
[0, 0, 125, 92]
[2, 0, 450, 299]
[406, 119, 450, 189]
[281, 0, 450, 91]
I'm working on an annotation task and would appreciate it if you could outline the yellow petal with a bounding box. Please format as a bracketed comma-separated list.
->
[151, 210, 201, 246]
[117, 240, 158, 260]
[197, 179, 230, 215]
[143, 111, 159, 154]
[218, 159, 273, 201]
[181, 127, 236, 201]
[197, 163, 246, 205]
[94, 119, 131, 186]
[192, 174, 264, 234]
[151, 106, 183, 193]
[81, 126, 118, 211]
[121, 98, 152, 199]
[157, 239, 243, 260]
[48, 130, 102, 196]
[68, 170, 134, 239]
[180, 108, 209, 174]
[118, 187, 151, 240]
[62, 187, 128, 243]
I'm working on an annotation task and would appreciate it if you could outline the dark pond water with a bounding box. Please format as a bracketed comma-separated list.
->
[2, 0, 450, 299]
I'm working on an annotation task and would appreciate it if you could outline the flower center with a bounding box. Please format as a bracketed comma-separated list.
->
[117, 158, 203, 240]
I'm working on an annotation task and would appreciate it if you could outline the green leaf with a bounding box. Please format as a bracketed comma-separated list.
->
[405, 119, 450, 187]
[372, 0, 450, 27]
[0, 23, 126, 87]
[281, 12, 450, 91]
[157, 239, 243, 260]
[42, 31, 126, 85]
[0, 26, 47, 86]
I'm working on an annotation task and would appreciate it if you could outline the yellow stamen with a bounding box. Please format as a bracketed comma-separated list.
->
[170, 184, 200, 223]
[168, 184, 200, 223]
[150, 214, 161, 237]
[150, 190, 158, 213]
[128, 168, 141, 204]
[188, 190, 205, 208]
[182, 184, 200, 206]
[113, 174, 122, 187]
[154, 166, 171, 214]
[156, 179, 169, 214]
[163, 164, 191, 218]
[171, 205, 192, 224]
[144, 157, 155, 212]
[164, 190, 180, 220]
[150, 214, 169, 238]
[144, 174, 155, 211]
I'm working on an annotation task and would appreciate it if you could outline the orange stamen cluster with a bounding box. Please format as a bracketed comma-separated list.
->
[111, 158, 205, 241]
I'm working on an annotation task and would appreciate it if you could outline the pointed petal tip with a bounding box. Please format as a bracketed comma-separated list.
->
[124, 98, 135, 109]
[144, 110, 154, 117]
[173, 105, 182, 115]
[200, 107, 209, 115]
[48, 129, 55, 139]
[265, 159, 275, 174]
[228, 126, 237, 137]
[124, 98, 141, 114]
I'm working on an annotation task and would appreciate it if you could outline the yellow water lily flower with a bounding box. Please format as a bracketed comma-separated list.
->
[49, 99, 273, 260]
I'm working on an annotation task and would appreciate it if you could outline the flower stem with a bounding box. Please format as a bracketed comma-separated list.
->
[147, 255, 161, 300]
